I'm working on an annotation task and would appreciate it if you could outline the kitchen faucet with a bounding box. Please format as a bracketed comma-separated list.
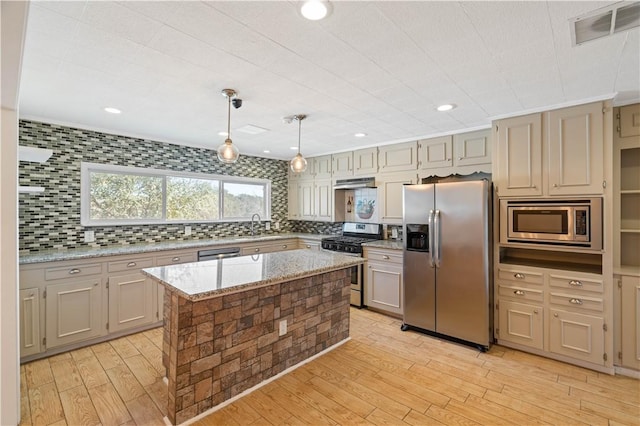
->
[250, 213, 261, 236]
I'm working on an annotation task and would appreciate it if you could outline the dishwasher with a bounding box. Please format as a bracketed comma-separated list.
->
[197, 247, 241, 261]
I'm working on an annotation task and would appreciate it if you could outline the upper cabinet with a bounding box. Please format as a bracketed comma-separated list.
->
[547, 102, 604, 196]
[418, 130, 491, 177]
[494, 101, 607, 197]
[494, 113, 543, 197]
[313, 155, 332, 179]
[332, 152, 353, 177]
[354, 148, 378, 176]
[378, 142, 418, 173]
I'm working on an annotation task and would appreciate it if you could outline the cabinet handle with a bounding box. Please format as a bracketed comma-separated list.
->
[127, 262, 137, 267]
[514, 290, 525, 296]
[534, 310, 538, 314]
[569, 280, 582, 287]
[458, 157, 463, 160]
[569, 298, 583, 305]
[553, 183, 558, 188]
[255, 248, 260, 252]
[69, 268, 81, 275]
[383, 255, 390, 260]
[172, 257, 180, 262]
[94, 282, 98, 286]
[306, 245, 311, 248]
[514, 273, 525, 279]
[554, 313, 558, 317]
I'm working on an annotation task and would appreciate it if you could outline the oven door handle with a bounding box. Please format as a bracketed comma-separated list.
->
[428, 209, 435, 268]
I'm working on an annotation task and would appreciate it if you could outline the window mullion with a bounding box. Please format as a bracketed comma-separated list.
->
[162, 176, 167, 221]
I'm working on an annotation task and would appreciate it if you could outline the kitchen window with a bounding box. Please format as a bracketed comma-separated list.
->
[81, 163, 270, 226]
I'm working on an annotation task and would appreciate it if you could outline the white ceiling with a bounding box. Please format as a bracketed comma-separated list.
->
[19, 1, 640, 160]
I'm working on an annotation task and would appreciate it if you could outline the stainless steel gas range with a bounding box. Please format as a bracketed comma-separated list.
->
[321, 222, 383, 307]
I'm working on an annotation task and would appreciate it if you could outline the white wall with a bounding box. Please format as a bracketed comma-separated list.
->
[1, 1, 29, 424]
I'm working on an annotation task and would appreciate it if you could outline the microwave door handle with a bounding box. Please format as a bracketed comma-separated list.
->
[434, 209, 441, 268]
[428, 210, 435, 268]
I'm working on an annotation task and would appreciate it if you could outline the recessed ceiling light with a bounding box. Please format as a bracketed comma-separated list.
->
[290, 146, 299, 150]
[300, 0, 332, 20]
[218, 131, 228, 136]
[436, 104, 455, 112]
[263, 150, 270, 153]
[354, 133, 367, 138]
[104, 107, 121, 114]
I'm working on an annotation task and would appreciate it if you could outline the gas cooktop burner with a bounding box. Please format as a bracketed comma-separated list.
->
[321, 223, 384, 254]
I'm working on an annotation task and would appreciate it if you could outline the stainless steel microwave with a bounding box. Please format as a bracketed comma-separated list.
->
[500, 198, 602, 251]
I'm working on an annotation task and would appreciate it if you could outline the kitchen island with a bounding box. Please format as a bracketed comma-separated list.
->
[142, 249, 363, 425]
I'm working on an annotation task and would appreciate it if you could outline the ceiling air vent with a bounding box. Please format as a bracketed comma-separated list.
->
[571, 2, 640, 46]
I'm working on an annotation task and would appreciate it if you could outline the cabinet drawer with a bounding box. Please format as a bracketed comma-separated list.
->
[549, 274, 602, 294]
[365, 250, 403, 264]
[498, 285, 543, 303]
[550, 292, 603, 312]
[498, 268, 543, 286]
[108, 257, 154, 273]
[45, 263, 102, 281]
[156, 253, 197, 266]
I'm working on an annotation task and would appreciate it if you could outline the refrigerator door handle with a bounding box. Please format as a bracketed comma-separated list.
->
[434, 209, 441, 268]
[428, 209, 435, 268]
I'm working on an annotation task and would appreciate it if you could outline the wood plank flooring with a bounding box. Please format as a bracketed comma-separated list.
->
[20, 308, 640, 425]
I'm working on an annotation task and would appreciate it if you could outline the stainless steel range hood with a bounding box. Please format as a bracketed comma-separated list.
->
[333, 177, 376, 190]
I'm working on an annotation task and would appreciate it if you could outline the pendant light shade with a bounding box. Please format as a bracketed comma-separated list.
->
[217, 89, 240, 164]
[289, 114, 308, 173]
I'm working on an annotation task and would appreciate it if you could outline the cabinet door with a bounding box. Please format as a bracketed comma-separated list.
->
[548, 102, 604, 195]
[314, 179, 333, 222]
[418, 136, 452, 170]
[621, 275, 640, 369]
[46, 279, 102, 349]
[619, 103, 640, 138]
[288, 181, 300, 220]
[453, 129, 491, 167]
[20, 288, 41, 357]
[497, 300, 543, 350]
[549, 308, 604, 365]
[332, 152, 353, 177]
[313, 155, 333, 179]
[495, 113, 543, 196]
[378, 172, 416, 224]
[366, 261, 403, 315]
[108, 273, 154, 333]
[299, 181, 315, 220]
[378, 142, 418, 173]
[354, 148, 378, 175]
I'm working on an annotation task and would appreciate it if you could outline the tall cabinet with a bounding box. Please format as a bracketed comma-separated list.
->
[613, 103, 640, 372]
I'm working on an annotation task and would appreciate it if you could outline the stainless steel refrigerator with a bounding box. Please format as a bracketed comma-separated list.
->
[402, 180, 492, 350]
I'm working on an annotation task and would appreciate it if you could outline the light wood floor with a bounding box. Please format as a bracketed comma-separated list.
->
[20, 308, 640, 426]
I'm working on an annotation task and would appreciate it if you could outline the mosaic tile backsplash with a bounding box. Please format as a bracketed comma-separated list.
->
[18, 120, 324, 253]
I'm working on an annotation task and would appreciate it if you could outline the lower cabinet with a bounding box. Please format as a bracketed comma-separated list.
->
[108, 273, 155, 333]
[364, 248, 403, 316]
[45, 279, 103, 349]
[497, 300, 544, 350]
[549, 308, 604, 365]
[19, 288, 41, 357]
[620, 275, 640, 370]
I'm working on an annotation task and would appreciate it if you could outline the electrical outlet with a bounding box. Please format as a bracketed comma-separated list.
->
[184, 226, 192, 236]
[278, 319, 287, 336]
[274, 221, 280, 230]
[84, 230, 95, 243]
[265, 222, 271, 231]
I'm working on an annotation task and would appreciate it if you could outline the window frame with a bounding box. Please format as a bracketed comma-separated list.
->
[80, 162, 271, 226]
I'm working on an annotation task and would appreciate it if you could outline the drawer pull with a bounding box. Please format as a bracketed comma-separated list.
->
[513, 290, 525, 296]
[569, 298, 583, 305]
[514, 273, 525, 279]
[569, 280, 582, 287]
[383, 255, 390, 260]
[172, 257, 180, 262]
[554, 313, 558, 317]
[127, 262, 137, 267]
[69, 268, 81, 275]
[306, 245, 311, 248]
[282, 245, 288, 249]
[534, 310, 538, 314]
[255, 248, 260, 252]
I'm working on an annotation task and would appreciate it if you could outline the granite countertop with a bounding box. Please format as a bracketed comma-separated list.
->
[362, 240, 404, 250]
[142, 249, 364, 301]
[19, 233, 329, 265]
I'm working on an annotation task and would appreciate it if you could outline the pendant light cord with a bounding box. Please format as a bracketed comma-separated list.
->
[226, 95, 232, 141]
[297, 116, 302, 154]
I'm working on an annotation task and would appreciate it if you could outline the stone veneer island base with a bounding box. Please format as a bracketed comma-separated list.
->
[143, 250, 362, 425]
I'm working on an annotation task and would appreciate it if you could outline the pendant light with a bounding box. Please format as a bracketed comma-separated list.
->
[217, 89, 240, 164]
[289, 114, 308, 173]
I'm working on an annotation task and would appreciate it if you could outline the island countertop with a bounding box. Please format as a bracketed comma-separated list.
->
[142, 248, 363, 301]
